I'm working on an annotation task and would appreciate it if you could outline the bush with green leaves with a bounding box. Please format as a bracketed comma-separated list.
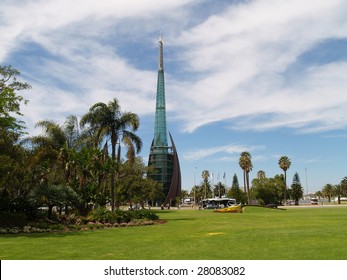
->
[87, 207, 158, 224]
[0, 211, 28, 228]
[88, 208, 131, 223]
[131, 210, 159, 221]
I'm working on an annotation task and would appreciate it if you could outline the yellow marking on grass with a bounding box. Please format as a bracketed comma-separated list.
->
[207, 232, 225, 236]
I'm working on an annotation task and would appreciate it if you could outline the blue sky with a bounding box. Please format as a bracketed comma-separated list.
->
[1, 0, 347, 193]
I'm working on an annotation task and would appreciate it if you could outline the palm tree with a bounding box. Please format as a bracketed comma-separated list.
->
[333, 184, 343, 204]
[31, 120, 67, 149]
[201, 170, 210, 199]
[340, 177, 347, 196]
[26, 120, 71, 186]
[28, 116, 82, 159]
[63, 115, 81, 148]
[213, 182, 226, 198]
[315, 190, 323, 200]
[28, 117, 85, 182]
[25, 117, 94, 212]
[80, 98, 142, 211]
[278, 156, 291, 205]
[239, 151, 253, 204]
[257, 170, 266, 179]
[322, 183, 334, 202]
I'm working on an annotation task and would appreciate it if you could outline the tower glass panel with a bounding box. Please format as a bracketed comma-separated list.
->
[148, 37, 181, 206]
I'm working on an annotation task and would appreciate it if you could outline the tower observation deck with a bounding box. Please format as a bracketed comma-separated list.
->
[148, 36, 181, 206]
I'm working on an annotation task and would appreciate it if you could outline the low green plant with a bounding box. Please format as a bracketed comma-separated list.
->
[131, 210, 159, 221]
[49, 224, 65, 231]
[0, 211, 28, 228]
[37, 221, 49, 229]
[87, 207, 158, 224]
[67, 224, 80, 230]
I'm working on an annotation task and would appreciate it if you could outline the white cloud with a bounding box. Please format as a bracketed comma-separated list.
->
[2, 0, 347, 138]
[183, 144, 264, 161]
[0, 0, 196, 60]
[170, 0, 347, 133]
[1, 0, 202, 134]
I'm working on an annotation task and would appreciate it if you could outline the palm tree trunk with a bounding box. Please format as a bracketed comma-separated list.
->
[246, 171, 250, 204]
[110, 173, 115, 211]
[110, 138, 116, 212]
[115, 143, 121, 209]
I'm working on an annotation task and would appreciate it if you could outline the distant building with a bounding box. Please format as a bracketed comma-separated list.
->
[148, 36, 181, 206]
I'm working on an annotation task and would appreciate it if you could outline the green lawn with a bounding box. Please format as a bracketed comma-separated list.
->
[1, 206, 347, 260]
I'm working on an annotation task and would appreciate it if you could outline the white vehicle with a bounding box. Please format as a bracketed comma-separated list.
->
[310, 198, 318, 205]
[183, 198, 192, 204]
[202, 198, 236, 209]
[334, 197, 347, 202]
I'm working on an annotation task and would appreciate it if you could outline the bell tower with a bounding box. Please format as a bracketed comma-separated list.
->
[148, 36, 181, 206]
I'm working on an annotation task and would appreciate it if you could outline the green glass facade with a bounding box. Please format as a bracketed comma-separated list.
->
[153, 69, 168, 151]
[148, 37, 181, 206]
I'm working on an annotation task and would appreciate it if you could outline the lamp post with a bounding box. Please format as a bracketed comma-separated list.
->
[194, 167, 197, 205]
[305, 167, 309, 200]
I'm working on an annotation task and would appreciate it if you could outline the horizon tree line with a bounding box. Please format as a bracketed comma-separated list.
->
[189, 153, 347, 206]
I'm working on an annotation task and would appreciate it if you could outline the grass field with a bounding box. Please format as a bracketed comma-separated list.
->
[1, 206, 347, 260]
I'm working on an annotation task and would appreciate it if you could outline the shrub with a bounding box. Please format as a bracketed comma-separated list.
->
[0, 211, 28, 228]
[114, 210, 132, 223]
[8, 227, 20, 234]
[131, 210, 159, 221]
[23, 226, 32, 233]
[49, 224, 65, 231]
[37, 221, 49, 229]
[0, 228, 8, 234]
[57, 213, 83, 226]
[87, 208, 133, 224]
[87, 207, 113, 223]
[87, 208, 159, 224]
[67, 224, 80, 230]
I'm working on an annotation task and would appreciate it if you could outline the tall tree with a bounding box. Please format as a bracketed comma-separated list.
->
[239, 151, 253, 204]
[63, 115, 81, 148]
[278, 156, 291, 205]
[227, 173, 245, 203]
[322, 183, 334, 202]
[24, 117, 106, 214]
[26, 120, 68, 187]
[80, 98, 142, 211]
[290, 172, 303, 205]
[0, 135, 37, 213]
[0, 65, 31, 132]
[213, 182, 226, 198]
[333, 184, 344, 204]
[340, 177, 347, 197]
[252, 174, 284, 205]
[27, 118, 82, 183]
[1, 66, 31, 207]
[257, 170, 266, 179]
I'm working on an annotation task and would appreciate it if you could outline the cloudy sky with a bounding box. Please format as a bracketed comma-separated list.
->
[2, 0, 347, 193]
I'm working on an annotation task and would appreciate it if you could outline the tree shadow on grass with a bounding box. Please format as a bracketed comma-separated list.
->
[165, 217, 198, 221]
[0, 230, 94, 239]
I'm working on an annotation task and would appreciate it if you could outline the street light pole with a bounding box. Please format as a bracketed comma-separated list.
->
[305, 167, 309, 200]
[194, 167, 197, 205]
